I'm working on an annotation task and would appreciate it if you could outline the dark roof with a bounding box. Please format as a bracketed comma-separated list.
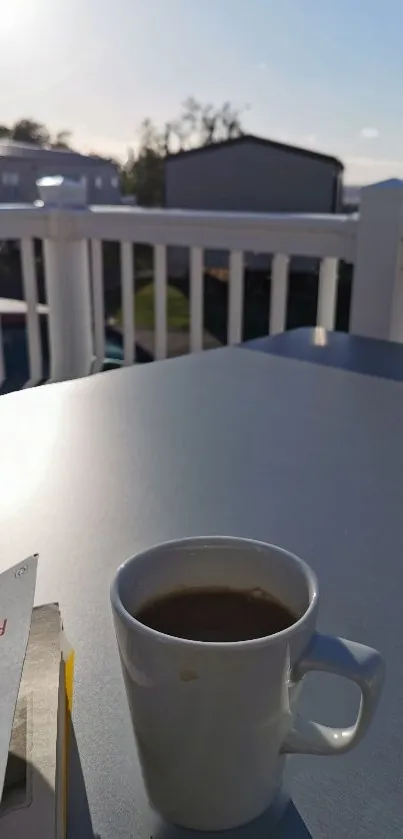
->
[0, 140, 116, 168]
[165, 134, 343, 170]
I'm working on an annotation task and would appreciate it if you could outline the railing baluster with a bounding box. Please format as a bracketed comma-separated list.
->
[121, 242, 135, 365]
[21, 238, 42, 385]
[190, 247, 203, 353]
[154, 245, 167, 360]
[0, 316, 5, 387]
[270, 254, 290, 334]
[317, 257, 339, 330]
[90, 239, 105, 372]
[228, 251, 244, 344]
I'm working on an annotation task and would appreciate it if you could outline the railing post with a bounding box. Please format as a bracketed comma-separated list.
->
[38, 176, 93, 381]
[350, 179, 403, 342]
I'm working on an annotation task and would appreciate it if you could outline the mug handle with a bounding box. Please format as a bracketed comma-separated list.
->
[281, 633, 385, 755]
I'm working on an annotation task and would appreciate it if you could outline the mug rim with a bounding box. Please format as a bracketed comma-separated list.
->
[110, 536, 319, 649]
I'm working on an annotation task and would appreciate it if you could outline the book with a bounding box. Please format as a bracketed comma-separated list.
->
[0, 558, 73, 839]
[0, 556, 38, 799]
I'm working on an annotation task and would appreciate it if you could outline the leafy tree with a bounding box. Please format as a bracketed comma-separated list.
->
[121, 121, 165, 204]
[51, 130, 73, 150]
[11, 119, 50, 146]
[123, 99, 245, 205]
[0, 120, 75, 149]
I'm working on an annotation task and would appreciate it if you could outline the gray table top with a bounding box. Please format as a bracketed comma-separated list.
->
[0, 346, 402, 839]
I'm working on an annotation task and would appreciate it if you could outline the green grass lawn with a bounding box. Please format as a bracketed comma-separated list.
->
[118, 283, 190, 330]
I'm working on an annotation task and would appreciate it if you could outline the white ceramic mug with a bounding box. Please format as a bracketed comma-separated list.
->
[110, 537, 384, 831]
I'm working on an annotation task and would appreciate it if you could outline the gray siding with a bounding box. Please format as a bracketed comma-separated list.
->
[165, 142, 338, 214]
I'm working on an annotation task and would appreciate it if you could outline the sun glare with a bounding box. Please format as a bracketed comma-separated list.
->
[1, 7, 21, 34]
[0, 0, 35, 37]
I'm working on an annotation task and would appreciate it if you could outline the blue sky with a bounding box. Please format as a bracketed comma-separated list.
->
[1, 0, 402, 183]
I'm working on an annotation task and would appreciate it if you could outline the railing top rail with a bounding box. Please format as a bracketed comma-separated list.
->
[0, 201, 356, 227]
[0, 202, 357, 261]
[88, 204, 355, 229]
[83, 206, 357, 261]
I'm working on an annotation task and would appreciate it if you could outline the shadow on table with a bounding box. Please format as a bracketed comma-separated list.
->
[67, 722, 96, 839]
[276, 802, 314, 837]
[153, 799, 313, 839]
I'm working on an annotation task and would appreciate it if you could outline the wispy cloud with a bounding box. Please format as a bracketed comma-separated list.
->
[257, 61, 268, 71]
[360, 127, 379, 139]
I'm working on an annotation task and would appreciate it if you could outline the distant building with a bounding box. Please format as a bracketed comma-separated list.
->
[343, 184, 361, 213]
[0, 141, 121, 204]
[165, 135, 343, 214]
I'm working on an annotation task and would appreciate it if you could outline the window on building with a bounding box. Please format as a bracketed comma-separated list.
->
[111, 176, 119, 188]
[2, 172, 19, 186]
[95, 176, 103, 189]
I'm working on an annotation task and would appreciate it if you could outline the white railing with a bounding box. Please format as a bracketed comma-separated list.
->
[0, 177, 403, 388]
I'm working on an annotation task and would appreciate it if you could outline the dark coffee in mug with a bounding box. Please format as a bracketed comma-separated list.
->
[134, 586, 297, 642]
